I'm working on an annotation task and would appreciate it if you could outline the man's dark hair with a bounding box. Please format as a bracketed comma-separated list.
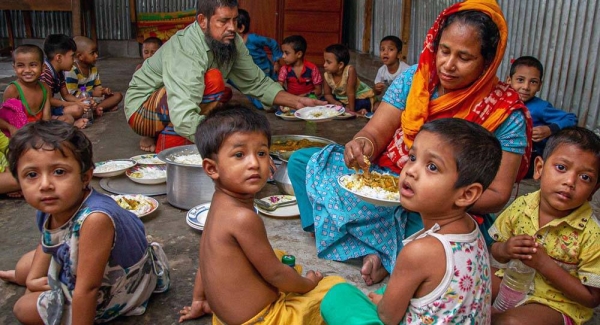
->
[143, 36, 163, 47]
[8, 120, 94, 180]
[197, 0, 238, 19]
[43, 34, 77, 60]
[13, 44, 44, 64]
[509, 56, 544, 80]
[325, 44, 350, 66]
[236, 8, 250, 34]
[282, 35, 307, 56]
[381, 35, 403, 52]
[435, 10, 500, 66]
[542, 127, 600, 179]
[420, 118, 502, 190]
[195, 104, 271, 160]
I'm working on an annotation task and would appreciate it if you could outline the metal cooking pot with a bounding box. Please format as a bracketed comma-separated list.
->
[271, 135, 336, 195]
[157, 145, 214, 210]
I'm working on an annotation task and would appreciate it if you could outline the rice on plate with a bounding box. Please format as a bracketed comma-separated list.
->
[339, 172, 400, 201]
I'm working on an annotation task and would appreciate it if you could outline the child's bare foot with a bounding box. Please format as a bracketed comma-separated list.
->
[73, 118, 89, 129]
[0, 270, 16, 283]
[94, 106, 104, 117]
[6, 190, 23, 198]
[361, 254, 389, 286]
[140, 136, 156, 152]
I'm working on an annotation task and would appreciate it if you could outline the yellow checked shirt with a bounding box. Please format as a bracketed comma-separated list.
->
[489, 190, 600, 324]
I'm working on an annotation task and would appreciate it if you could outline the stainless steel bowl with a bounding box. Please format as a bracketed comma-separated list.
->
[157, 145, 214, 210]
[271, 135, 336, 195]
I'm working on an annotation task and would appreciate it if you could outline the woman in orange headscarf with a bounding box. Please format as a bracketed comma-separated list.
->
[288, 0, 532, 286]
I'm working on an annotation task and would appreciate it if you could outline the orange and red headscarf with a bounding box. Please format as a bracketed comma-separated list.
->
[385, 0, 532, 182]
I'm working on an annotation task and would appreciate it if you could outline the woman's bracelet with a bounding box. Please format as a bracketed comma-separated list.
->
[353, 136, 375, 158]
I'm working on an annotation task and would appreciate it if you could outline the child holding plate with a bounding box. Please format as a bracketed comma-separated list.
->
[179, 105, 344, 324]
[322, 118, 501, 324]
[7, 120, 169, 324]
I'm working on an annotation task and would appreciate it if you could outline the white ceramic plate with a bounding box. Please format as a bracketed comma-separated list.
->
[111, 194, 159, 217]
[338, 175, 401, 207]
[294, 105, 345, 122]
[126, 165, 167, 185]
[275, 110, 300, 121]
[130, 154, 165, 165]
[333, 112, 357, 120]
[93, 159, 137, 178]
[186, 203, 210, 230]
[256, 195, 300, 218]
[187, 203, 260, 230]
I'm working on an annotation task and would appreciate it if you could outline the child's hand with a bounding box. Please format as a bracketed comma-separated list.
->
[532, 125, 552, 142]
[305, 270, 323, 288]
[523, 244, 550, 270]
[374, 82, 386, 94]
[76, 98, 92, 109]
[27, 276, 50, 292]
[501, 235, 538, 260]
[7, 124, 18, 137]
[178, 300, 212, 323]
[368, 292, 383, 305]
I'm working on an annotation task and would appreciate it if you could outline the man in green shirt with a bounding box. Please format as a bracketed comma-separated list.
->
[125, 0, 324, 153]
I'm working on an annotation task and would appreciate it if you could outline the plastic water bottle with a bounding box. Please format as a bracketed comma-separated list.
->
[493, 259, 536, 312]
[78, 86, 93, 125]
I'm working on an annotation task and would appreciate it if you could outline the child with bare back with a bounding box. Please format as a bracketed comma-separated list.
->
[321, 118, 501, 324]
[179, 105, 344, 324]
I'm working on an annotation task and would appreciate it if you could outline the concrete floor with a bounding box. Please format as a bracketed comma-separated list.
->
[0, 56, 599, 324]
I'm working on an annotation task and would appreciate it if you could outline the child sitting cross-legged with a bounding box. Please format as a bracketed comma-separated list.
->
[178, 105, 344, 324]
[489, 127, 600, 325]
[322, 118, 502, 324]
[372, 35, 410, 112]
[278, 35, 323, 99]
[323, 44, 376, 116]
[65, 36, 123, 117]
[9, 120, 170, 324]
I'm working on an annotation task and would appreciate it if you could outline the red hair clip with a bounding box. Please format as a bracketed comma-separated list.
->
[510, 58, 515, 64]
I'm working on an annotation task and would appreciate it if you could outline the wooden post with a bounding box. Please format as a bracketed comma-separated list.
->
[400, 0, 412, 62]
[362, 0, 373, 53]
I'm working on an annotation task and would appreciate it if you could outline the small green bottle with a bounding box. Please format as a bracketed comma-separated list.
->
[282, 255, 296, 267]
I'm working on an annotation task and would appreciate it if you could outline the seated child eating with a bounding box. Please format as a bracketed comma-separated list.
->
[9, 120, 169, 324]
[136, 36, 163, 71]
[489, 127, 600, 325]
[323, 44, 376, 115]
[178, 105, 344, 324]
[40, 34, 89, 128]
[322, 118, 502, 324]
[507, 56, 578, 178]
[278, 35, 323, 98]
[372, 35, 410, 112]
[65, 36, 123, 117]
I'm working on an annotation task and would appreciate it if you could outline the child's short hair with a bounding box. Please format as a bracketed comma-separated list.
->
[509, 56, 544, 80]
[381, 35, 402, 52]
[282, 35, 307, 56]
[236, 8, 250, 34]
[13, 44, 44, 64]
[420, 118, 502, 190]
[143, 36, 163, 47]
[43, 34, 77, 60]
[325, 44, 350, 66]
[195, 104, 271, 159]
[542, 127, 600, 173]
[8, 120, 94, 180]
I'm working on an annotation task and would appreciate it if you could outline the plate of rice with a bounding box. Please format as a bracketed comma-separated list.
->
[93, 159, 137, 178]
[338, 172, 401, 206]
[294, 105, 344, 122]
[112, 194, 159, 218]
[126, 165, 167, 185]
[130, 154, 165, 165]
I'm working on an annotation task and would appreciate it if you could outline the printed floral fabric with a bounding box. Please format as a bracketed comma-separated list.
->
[489, 190, 600, 324]
[36, 189, 169, 324]
[400, 223, 491, 324]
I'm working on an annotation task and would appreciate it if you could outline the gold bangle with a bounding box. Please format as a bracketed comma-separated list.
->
[353, 136, 375, 158]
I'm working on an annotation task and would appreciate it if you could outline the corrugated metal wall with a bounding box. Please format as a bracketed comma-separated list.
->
[347, 0, 600, 131]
